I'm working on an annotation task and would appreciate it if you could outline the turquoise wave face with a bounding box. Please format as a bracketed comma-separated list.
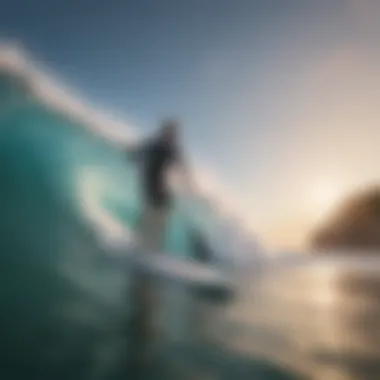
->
[0, 70, 221, 378]
[0, 69, 300, 380]
[0, 70, 217, 258]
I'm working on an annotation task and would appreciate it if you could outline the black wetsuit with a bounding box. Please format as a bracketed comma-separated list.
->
[139, 138, 181, 209]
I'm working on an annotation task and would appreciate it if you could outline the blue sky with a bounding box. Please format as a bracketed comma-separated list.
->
[1, 0, 380, 249]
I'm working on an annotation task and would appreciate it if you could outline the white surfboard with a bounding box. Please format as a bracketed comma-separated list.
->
[107, 236, 235, 302]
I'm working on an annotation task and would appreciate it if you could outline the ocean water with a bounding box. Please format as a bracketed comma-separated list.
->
[0, 61, 299, 380]
[4, 54, 380, 380]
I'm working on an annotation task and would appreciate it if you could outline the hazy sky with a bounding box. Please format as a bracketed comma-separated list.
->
[1, 0, 380, 250]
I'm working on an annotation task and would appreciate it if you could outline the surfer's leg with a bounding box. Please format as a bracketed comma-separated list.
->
[128, 204, 168, 371]
[149, 205, 168, 251]
[137, 204, 168, 336]
[139, 204, 167, 252]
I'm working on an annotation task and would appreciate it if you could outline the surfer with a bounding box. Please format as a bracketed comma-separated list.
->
[128, 119, 193, 251]
[125, 119, 194, 372]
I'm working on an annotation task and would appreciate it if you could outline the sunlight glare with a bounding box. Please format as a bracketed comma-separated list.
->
[311, 183, 341, 221]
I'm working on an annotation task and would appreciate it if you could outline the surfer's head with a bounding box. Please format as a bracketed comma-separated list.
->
[159, 119, 179, 143]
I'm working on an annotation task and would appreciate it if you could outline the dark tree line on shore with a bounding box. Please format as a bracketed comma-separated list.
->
[310, 187, 380, 251]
